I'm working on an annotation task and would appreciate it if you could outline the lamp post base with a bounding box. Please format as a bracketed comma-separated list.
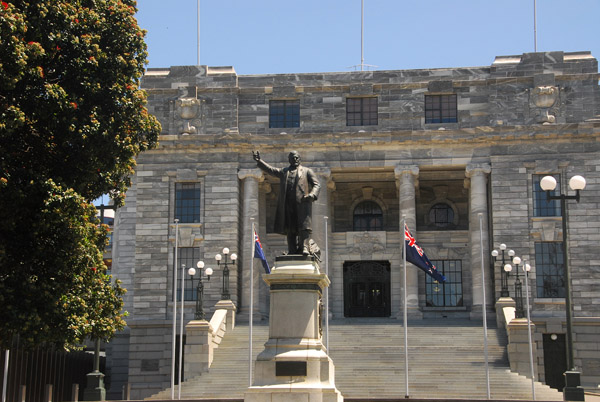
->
[563, 370, 585, 401]
[83, 371, 106, 401]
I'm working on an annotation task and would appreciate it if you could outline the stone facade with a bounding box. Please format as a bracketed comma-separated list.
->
[107, 51, 600, 399]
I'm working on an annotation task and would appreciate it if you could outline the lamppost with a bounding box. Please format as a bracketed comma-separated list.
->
[540, 174, 586, 401]
[83, 201, 116, 401]
[187, 261, 213, 320]
[215, 248, 236, 300]
[511, 256, 525, 319]
[491, 244, 515, 297]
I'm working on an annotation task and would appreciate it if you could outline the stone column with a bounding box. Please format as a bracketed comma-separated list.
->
[238, 169, 263, 322]
[311, 168, 335, 317]
[395, 165, 422, 319]
[466, 163, 493, 319]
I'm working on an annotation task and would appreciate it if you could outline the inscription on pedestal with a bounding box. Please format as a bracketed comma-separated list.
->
[276, 361, 307, 376]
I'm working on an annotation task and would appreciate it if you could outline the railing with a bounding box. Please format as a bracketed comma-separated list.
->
[1, 341, 101, 402]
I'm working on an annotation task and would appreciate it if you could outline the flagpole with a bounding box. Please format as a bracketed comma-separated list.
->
[402, 215, 409, 398]
[178, 262, 185, 399]
[479, 213, 491, 399]
[171, 219, 179, 400]
[249, 219, 255, 387]
[2, 350, 8, 402]
[324, 216, 329, 351]
[197, 0, 200, 65]
[523, 258, 536, 400]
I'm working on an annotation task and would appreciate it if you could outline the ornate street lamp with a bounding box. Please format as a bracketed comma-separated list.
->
[511, 256, 524, 319]
[215, 248, 236, 300]
[540, 174, 586, 401]
[491, 244, 515, 297]
[187, 261, 213, 320]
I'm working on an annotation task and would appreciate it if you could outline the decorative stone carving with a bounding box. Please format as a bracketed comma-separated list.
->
[350, 231, 385, 260]
[530, 86, 560, 124]
[176, 98, 200, 134]
[533, 86, 559, 108]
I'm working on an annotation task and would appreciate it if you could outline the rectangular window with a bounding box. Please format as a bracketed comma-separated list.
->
[176, 247, 201, 301]
[533, 174, 562, 217]
[269, 100, 300, 128]
[425, 94, 457, 123]
[535, 242, 565, 298]
[346, 97, 378, 126]
[426, 260, 463, 307]
[175, 183, 201, 223]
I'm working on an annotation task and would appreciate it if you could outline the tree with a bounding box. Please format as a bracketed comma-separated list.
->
[0, 0, 161, 349]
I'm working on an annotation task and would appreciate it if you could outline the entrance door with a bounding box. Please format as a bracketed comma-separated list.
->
[343, 261, 391, 317]
[543, 333, 567, 390]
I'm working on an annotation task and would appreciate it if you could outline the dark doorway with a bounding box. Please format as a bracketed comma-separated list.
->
[343, 261, 391, 317]
[543, 333, 567, 390]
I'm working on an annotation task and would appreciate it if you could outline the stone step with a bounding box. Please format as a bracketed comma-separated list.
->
[147, 321, 562, 400]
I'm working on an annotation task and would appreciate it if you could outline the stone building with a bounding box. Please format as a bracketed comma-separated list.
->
[107, 51, 600, 399]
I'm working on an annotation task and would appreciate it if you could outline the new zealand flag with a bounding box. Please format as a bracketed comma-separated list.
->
[254, 230, 271, 274]
[404, 224, 446, 283]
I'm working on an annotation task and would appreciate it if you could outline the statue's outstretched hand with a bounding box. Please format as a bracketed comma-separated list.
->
[252, 151, 261, 162]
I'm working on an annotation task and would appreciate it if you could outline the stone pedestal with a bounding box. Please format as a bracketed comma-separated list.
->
[215, 299, 237, 331]
[83, 371, 106, 401]
[184, 320, 213, 380]
[245, 256, 343, 402]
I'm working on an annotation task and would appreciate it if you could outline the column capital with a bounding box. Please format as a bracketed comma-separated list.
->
[465, 163, 491, 177]
[238, 168, 264, 181]
[313, 168, 336, 191]
[394, 164, 419, 178]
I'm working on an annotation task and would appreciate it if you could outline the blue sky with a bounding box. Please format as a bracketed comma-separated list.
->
[135, 0, 600, 75]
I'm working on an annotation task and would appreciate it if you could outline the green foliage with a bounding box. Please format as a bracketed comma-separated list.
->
[0, 0, 161, 349]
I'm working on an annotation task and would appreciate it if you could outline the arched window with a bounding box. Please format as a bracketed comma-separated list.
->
[429, 203, 454, 228]
[353, 201, 383, 231]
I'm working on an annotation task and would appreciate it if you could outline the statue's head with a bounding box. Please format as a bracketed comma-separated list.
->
[288, 151, 301, 168]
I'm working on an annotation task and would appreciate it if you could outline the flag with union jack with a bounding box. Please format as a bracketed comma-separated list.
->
[254, 230, 270, 274]
[404, 224, 446, 283]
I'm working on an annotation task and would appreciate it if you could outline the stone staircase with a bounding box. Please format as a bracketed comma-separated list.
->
[148, 319, 562, 400]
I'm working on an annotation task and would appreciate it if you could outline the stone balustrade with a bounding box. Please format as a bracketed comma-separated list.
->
[184, 300, 237, 380]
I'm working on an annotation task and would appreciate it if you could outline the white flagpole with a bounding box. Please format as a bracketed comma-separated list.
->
[2, 350, 8, 402]
[249, 219, 255, 387]
[402, 215, 409, 398]
[524, 258, 536, 400]
[533, 0, 537, 52]
[479, 213, 490, 399]
[197, 0, 200, 65]
[171, 219, 179, 400]
[324, 216, 329, 351]
[178, 262, 185, 399]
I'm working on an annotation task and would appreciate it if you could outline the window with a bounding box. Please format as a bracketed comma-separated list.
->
[425, 94, 457, 123]
[533, 174, 561, 217]
[176, 247, 201, 301]
[429, 203, 455, 228]
[269, 100, 300, 128]
[426, 260, 463, 307]
[175, 183, 201, 223]
[346, 97, 378, 126]
[353, 201, 383, 231]
[535, 242, 565, 298]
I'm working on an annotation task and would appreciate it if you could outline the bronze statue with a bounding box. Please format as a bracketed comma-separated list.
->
[253, 150, 321, 255]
